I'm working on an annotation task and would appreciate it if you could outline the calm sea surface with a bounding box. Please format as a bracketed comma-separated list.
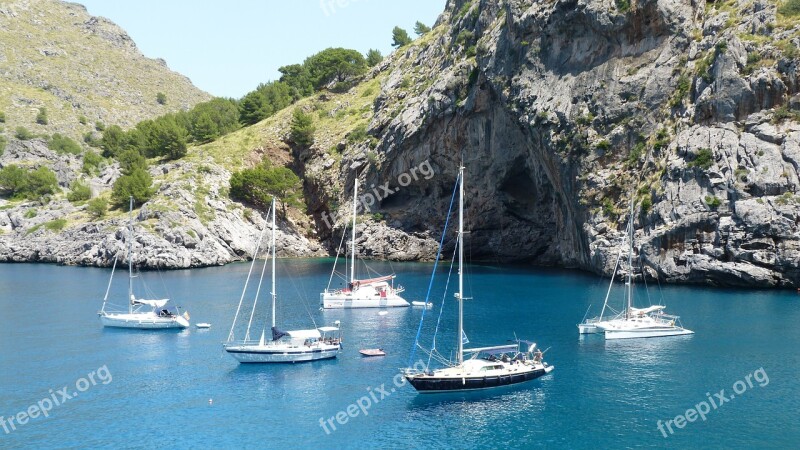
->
[1, 259, 798, 449]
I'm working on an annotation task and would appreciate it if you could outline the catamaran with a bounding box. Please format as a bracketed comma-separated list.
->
[98, 197, 190, 329]
[320, 178, 409, 309]
[402, 167, 553, 393]
[579, 198, 693, 339]
[225, 199, 342, 363]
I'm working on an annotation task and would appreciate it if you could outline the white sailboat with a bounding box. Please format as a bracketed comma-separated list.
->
[98, 197, 190, 329]
[579, 198, 693, 339]
[320, 178, 409, 309]
[402, 167, 553, 393]
[225, 199, 342, 363]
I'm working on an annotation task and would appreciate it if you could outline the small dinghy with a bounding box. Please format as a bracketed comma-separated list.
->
[412, 301, 432, 308]
[359, 348, 386, 357]
[196, 323, 211, 329]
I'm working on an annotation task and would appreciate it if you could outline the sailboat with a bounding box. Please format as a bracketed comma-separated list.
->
[224, 199, 342, 363]
[98, 197, 190, 329]
[320, 178, 409, 309]
[402, 167, 553, 393]
[579, 198, 693, 339]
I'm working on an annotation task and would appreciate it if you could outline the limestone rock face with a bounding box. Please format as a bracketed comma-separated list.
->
[299, 0, 800, 287]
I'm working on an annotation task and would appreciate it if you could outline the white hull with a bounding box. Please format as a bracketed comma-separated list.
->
[578, 323, 599, 334]
[224, 343, 340, 363]
[604, 327, 694, 340]
[321, 292, 409, 309]
[100, 313, 189, 329]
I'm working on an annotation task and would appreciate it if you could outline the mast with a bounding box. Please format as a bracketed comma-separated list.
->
[271, 197, 277, 328]
[351, 178, 358, 284]
[625, 197, 635, 319]
[128, 196, 134, 314]
[457, 167, 464, 365]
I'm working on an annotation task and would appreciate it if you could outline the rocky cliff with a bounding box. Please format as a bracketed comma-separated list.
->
[299, 0, 800, 287]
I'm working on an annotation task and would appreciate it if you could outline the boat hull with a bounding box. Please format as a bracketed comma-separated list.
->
[224, 344, 340, 363]
[100, 314, 189, 329]
[321, 292, 409, 309]
[604, 328, 694, 340]
[578, 323, 599, 334]
[406, 366, 553, 393]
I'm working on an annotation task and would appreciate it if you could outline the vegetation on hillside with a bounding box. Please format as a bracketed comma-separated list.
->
[229, 164, 303, 217]
[0, 165, 59, 200]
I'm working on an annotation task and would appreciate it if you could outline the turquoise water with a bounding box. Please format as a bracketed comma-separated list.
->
[1, 260, 798, 449]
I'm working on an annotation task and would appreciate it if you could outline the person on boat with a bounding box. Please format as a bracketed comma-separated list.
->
[533, 349, 543, 362]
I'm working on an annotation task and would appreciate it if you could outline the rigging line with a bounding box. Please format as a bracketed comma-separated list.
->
[428, 244, 458, 369]
[227, 204, 272, 343]
[407, 172, 460, 369]
[102, 253, 120, 311]
[245, 220, 273, 342]
[640, 253, 654, 307]
[326, 228, 348, 290]
[279, 260, 319, 329]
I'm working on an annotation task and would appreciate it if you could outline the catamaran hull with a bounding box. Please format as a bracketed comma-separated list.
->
[225, 346, 340, 363]
[604, 328, 694, 339]
[578, 323, 599, 334]
[406, 366, 553, 393]
[321, 293, 409, 309]
[100, 315, 189, 329]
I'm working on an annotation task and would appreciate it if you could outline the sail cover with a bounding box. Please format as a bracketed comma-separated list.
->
[132, 299, 169, 309]
[630, 305, 666, 316]
[271, 327, 289, 341]
[353, 274, 394, 286]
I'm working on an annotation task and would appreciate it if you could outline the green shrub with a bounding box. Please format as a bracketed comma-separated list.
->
[67, 180, 92, 202]
[48, 134, 83, 155]
[627, 142, 645, 165]
[688, 148, 714, 170]
[0, 111, 5, 122]
[289, 109, 315, 147]
[456, 30, 475, 47]
[669, 74, 691, 108]
[24, 208, 37, 219]
[595, 140, 611, 151]
[78, 115, 88, 125]
[15, 127, 34, 140]
[156, 92, 167, 105]
[705, 195, 722, 209]
[82, 150, 103, 175]
[346, 124, 369, 144]
[779, 0, 800, 17]
[615, 0, 630, 13]
[229, 164, 303, 217]
[641, 195, 652, 213]
[36, 107, 48, 125]
[87, 197, 108, 219]
[44, 218, 67, 232]
[0, 165, 59, 199]
[111, 168, 154, 208]
[602, 198, 615, 217]
[0, 136, 6, 156]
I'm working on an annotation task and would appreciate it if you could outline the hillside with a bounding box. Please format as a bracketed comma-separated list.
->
[0, 0, 211, 143]
[4, 0, 800, 289]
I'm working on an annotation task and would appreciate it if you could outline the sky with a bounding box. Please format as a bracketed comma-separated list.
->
[76, 0, 447, 99]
